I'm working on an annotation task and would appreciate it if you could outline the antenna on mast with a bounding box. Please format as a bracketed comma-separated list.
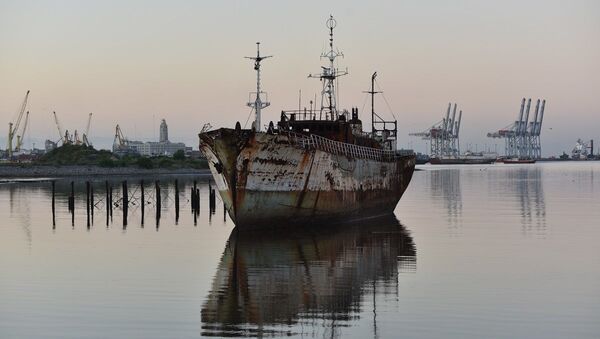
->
[308, 15, 348, 120]
[245, 42, 272, 132]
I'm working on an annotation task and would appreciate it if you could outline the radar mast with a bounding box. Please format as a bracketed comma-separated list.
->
[309, 15, 348, 120]
[245, 42, 272, 132]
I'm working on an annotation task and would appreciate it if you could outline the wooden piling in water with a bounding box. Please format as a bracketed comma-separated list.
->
[70, 181, 74, 226]
[105, 181, 109, 226]
[109, 185, 113, 221]
[90, 182, 94, 225]
[175, 179, 179, 223]
[140, 180, 145, 226]
[86, 181, 90, 228]
[155, 180, 161, 227]
[122, 181, 128, 227]
[52, 181, 56, 228]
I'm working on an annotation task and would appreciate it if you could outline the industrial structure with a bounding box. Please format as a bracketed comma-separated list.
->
[572, 139, 594, 160]
[6, 90, 31, 158]
[49, 111, 93, 148]
[409, 103, 462, 158]
[487, 98, 545, 160]
[113, 119, 188, 156]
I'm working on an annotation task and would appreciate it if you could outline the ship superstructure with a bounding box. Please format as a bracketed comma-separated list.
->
[199, 16, 415, 228]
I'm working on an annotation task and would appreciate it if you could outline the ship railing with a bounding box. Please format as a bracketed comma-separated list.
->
[284, 131, 404, 162]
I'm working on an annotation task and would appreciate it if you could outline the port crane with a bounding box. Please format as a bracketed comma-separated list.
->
[487, 98, 545, 159]
[53, 111, 72, 145]
[409, 103, 462, 158]
[113, 124, 129, 150]
[7, 90, 30, 158]
[81, 113, 93, 146]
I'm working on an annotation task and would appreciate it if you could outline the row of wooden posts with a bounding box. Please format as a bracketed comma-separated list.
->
[51, 179, 220, 228]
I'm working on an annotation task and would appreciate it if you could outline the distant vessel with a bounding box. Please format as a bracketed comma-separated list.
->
[199, 16, 415, 228]
[571, 139, 594, 160]
[430, 151, 496, 165]
[499, 158, 536, 164]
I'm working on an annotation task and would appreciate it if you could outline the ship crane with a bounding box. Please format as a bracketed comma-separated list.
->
[487, 98, 545, 159]
[7, 90, 30, 158]
[409, 103, 462, 158]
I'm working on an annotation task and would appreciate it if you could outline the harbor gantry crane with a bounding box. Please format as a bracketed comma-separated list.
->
[7, 90, 30, 158]
[487, 98, 545, 159]
[409, 103, 462, 158]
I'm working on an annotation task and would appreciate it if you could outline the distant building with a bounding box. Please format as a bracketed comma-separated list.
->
[113, 118, 188, 157]
[159, 119, 168, 143]
[45, 140, 57, 153]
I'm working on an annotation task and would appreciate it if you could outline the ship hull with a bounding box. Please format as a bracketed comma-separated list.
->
[199, 128, 415, 228]
[500, 158, 536, 164]
[430, 157, 495, 165]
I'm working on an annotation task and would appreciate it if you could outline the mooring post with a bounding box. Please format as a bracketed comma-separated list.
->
[86, 181, 90, 228]
[70, 181, 74, 226]
[175, 179, 180, 223]
[90, 182, 94, 225]
[109, 185, 113, 221]
[122, 180, 128, 228]
[105, 181, 109, 227]
[52, 181, 56, 228]
[156, 180, 161, 227]
[140, 180, 145, 226]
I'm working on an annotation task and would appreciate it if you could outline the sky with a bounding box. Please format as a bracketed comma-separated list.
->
[1, 0, 599, 156]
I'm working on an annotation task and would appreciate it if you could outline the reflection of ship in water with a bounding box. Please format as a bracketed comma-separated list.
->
[428, 169, 462, 225]
[201, 216, 416, 337]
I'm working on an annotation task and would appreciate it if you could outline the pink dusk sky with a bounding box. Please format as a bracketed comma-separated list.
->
[1, 0, 599, 155]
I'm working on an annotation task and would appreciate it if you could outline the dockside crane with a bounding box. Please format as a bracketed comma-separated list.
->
[7, 90, 30, 158]
[53, 111, 72, 145]
[113, 124, 129, 150]
[81, 113, 93, 146]
[14, 111, 29, 153]
[409, 103, 462, 158]
[487, 98, 545, 159]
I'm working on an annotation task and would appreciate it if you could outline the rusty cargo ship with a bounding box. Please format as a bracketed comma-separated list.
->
[199, 16, 415, 228]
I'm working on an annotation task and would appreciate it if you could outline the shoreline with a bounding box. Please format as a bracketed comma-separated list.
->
[0, 164, 210, 178]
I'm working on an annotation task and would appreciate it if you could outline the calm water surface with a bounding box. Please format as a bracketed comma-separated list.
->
[1, 163, 599, 338]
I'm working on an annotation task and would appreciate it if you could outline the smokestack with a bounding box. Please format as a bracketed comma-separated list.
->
[531, 99, 540, 135]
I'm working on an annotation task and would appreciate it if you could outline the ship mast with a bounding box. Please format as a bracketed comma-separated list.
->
[245, 42, 272, 132]
[309, 15, 348, 120]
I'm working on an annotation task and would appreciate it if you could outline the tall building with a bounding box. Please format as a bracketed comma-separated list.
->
[159, 119, 168, 142]
[114, 118, 189, 157]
